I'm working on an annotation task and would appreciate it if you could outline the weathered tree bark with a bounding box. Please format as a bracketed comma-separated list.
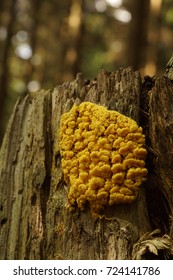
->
[0, 67, 173, 260]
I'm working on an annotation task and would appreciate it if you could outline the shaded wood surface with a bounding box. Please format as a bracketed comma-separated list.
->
[0, 68, 173, 259]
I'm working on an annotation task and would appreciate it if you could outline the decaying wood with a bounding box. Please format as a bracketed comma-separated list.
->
[0, 67, 173, 260]
[148, 77, 173, 236]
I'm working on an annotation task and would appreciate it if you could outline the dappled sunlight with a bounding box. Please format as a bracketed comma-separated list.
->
[114, 8, 131, 23]
[0, 0, 172, 141]
[142, 62, 156, 77]
[15, 43, 32, 60]
[150, 0, 162, 14]
[16, 30, 28, 42]
[106, 0, 123, 8]
[27, 80, 41, 92]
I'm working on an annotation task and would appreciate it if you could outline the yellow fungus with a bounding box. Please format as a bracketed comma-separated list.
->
[90, 166, 101, 177]
[100, 164, 112, 178]
[130, 124, 139, 132]
[110, 186, 119, 194]
[59, 102, 147, 215]
[90, 151, 99, 162]
[79, 154, 89, 164]
[112, 173, 125, 184]
[133, 147, 147, 158]
[104, 181, 112, 191]
[113, 137, 124, 149]
[79, 172, 89, 181]
[119, 187, 133, 195]
[109, 193, 125, 205]
[97, 191, 108, 200]
[89, 177, 105, 190]
[112, 154, 122, 164]
[70, 167, 79, 175]
[88, 141, 96, 150]
[63, 151, 74, 159]
[111, 163, 124, 173]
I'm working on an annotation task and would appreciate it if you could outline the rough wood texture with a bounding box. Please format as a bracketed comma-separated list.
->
[0, 68, 173, 260]
[148, 77, 173, 235]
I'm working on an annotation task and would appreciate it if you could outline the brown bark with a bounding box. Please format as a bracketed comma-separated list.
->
[149, 77, 173, 230]
[0, 68, 173, 260]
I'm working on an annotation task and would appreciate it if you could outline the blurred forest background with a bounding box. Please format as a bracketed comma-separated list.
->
[0, 0, 173, 144]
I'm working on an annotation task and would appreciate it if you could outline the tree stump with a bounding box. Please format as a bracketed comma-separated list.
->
[0, 67, 173, 260]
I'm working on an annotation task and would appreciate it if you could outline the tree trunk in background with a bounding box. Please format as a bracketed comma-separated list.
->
[62, 0, 84, 81]
[144, 0, 163, 76]
[127, 0, 150, 71]
[0, 68, 173, 260]
[0, 0, 17, 143]
[21, 0, 41, 96]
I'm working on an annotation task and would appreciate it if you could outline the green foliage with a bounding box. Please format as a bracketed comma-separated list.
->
[165, 8, 173, 25]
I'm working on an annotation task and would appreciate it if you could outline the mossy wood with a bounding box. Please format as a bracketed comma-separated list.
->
[0, 68, 173, 260]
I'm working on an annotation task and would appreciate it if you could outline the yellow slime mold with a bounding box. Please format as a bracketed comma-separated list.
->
[59, 102, 147, 214]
